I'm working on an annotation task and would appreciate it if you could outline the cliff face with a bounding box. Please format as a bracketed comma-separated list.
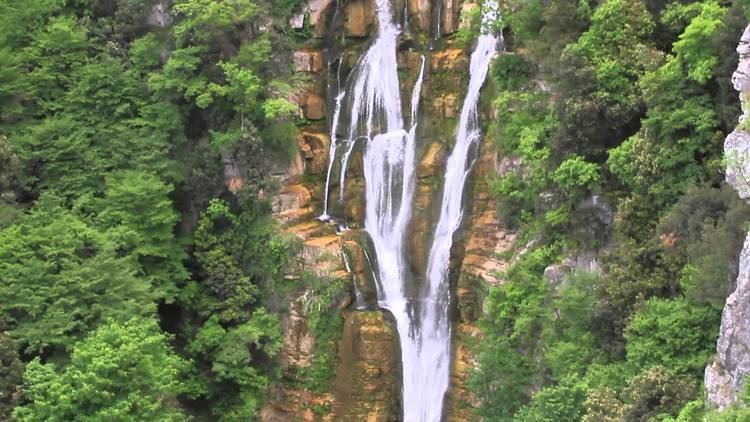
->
[705, 24, 750, 410]
[261, 0, 507, 419]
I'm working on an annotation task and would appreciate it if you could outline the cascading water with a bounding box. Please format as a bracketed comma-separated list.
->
[320, 91, 344, 220]
[327, 0, 499, 419]
[411, 4, 500, 419]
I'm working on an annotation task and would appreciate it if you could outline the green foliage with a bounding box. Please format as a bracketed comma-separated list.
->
[659, 184, 750, 308]
[515, 380, 587, 422]
[0, 0, 302, 418]
[0, 196, 156, 354]
[625, 298, 719, 377]
[298, 271, 347, 393]
[90, 171, 188, 301]
[491, 54, 533, 92]
[552, 155, 600, 193]
[188, 309, 281, 419]
[621, 366, 696, 421]
[189, 198, 293, 323]
[13, 318, 193, 421]
[0, 331, 23, 420]
[672, 1, 726, 83]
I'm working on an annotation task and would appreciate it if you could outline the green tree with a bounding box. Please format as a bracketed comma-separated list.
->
[0, 331, 23, 420]
[516, 380, 587, 422]
[0, 196, 156, 353]
[14, 318, 193, 421]
[90, 170, 188, 301]
[625, 298, 719, 377]
[622, 366, 696, 421]
[187, 310, 281, 419]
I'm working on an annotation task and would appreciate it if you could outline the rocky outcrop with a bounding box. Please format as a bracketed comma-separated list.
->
[345, 0, 375, 37]
[705, 24, 750, 409]
[290, 0, 336, 37]
[446, 129, 515, 419]
[441, 0, 462, 35]
[706, 232, 750, 408]
[725, 130, 750, 201]
[408, 0, 431, 32]
[293, 50, 325, 73]
[146, 0, 172, 27]
[332, 311, 399, 420]
[543, 252, 602, 287]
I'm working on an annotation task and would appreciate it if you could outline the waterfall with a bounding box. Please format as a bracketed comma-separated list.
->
[327, 0, 498, 418]
[320, 91, 345, 220]
[403, 4, 500, 420]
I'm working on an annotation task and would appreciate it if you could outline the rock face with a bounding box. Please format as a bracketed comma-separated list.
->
[446, 129, 515, 420]
[706, 233, 750, 408]
[146, 0, 172, 27]
[332, 311, 399, 420]
[290, 0, 336, 36]
[408, 0, 431, 32]
[345, 0, 375, 37]
[725, 130, 750, 201]
[705, 24, 750, 409]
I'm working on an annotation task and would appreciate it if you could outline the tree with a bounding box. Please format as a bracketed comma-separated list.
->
[91, 170, 188, 301]
[187, 310, 281, 419]
[13, 318, 193, 421]
[625, 298, 719, 377]
[672, 1, 726, 84]
[622, 366, 696, 421]
[0, 196, 156, 353]
[516, 381, 587, 422]
[0, 331, 23, 420]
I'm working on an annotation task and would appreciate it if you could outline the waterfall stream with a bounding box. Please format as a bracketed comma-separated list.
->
[325, 0, 499, 419]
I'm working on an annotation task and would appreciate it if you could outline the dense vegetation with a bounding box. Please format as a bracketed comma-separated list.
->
[0, 0, 313, 419]
[2, 0, 750, 420]
[470, 0, 750, 420]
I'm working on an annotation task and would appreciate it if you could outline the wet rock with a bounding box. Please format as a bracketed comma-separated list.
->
[303, 93, 326, 120]
[417, 142, 445, 179]
[333, 311, 398, 420]
[345, 0, 375, 37]
[433, 94, 460, 118]
[441, 0, 461, 35]
[408, 0, 431, 32]
[291, 0, 336, 36]
[431, 49, 468, 72]
[280, 301, 315, 368]
[459, 2, 479, 31]
[298, 131, 330, 175]
[293, 50, 324, 73]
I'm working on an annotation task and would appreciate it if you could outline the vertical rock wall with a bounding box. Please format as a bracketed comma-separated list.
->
[705, 24, 750, 410]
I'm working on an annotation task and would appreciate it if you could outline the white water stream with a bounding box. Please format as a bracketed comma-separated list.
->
[322, 1, 499, 419]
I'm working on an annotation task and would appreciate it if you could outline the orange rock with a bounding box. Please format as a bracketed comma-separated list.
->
[304, 93, 326, 120]
[345, 0, 375, 37]
[408, 0, 431, 32]
[293, 50, 324, 73]
[431, 48, 468, 71]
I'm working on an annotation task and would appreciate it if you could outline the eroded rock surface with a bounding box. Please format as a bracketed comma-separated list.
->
[706, 24, 750, 409]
